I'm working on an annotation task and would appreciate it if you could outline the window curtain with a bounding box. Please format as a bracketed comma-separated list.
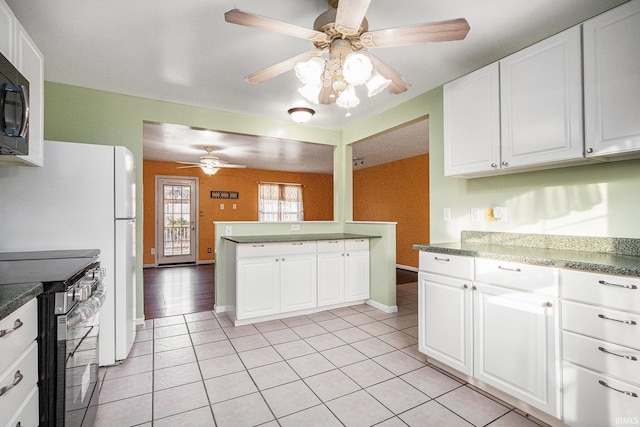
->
[258, 182, 304, 222]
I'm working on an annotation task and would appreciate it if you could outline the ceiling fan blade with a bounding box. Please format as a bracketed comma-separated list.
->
[176, 165, 203, 169]
[335, 0, 371, 36]
[246, 50, 322, 84]
[363, 18, 470, 48]
[218, 164, 247, 169]
[363, 52, 410, 94]
[176, 161, 202, 166]
[225, 9, 329, 44]
[318, 83, 333, 105]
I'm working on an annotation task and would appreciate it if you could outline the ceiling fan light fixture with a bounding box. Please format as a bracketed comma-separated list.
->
[366, 70, 392, 97]
[288, 107, 315, 124]
[342, 53, 373, 86]
[201, 165, 220, 175]
[295, 57, 325, 86]
[298, 84, 321, 104]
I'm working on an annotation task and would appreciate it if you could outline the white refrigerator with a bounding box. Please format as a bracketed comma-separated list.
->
[0, 140, 137, 366]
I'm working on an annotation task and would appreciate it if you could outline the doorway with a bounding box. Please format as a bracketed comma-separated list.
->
[155, 176, 198, 265]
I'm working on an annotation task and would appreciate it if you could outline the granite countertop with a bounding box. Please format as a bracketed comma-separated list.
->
[223, 233, 380, 244]
[0, 282, 43, 321]
[413, 232, 640, 277]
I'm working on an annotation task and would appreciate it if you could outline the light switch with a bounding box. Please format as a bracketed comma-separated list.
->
[220, 203, 224, 210]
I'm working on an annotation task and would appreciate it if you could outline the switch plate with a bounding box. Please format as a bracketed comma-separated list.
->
[493, 206, 508, 222]
[225, 226, 232, 236]
[151, 248, 156, 255]
[232, 204, 237, 209]
[485, 207, 495, 222]
[443, 208, 451, 222]
[207, 248, 212, 253]
[220, 204, 224, 210]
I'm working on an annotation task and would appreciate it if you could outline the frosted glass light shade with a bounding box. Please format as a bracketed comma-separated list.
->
[366, 71, 391, 97]
[295, 57, 325, 86]
[342, 53, 372, 86]
[288, 107, 315, 124]
[201, 165, 219, 175]
[298, 84, 322, 104]
[336, 85, 360, 109]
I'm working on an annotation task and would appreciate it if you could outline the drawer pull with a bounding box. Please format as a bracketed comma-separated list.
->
[598, 280, 637, 290]
[598, 314, 637, 325]
[498, 266, 521, 272]
[463, 284, 469, 289]
[598, 380, 639, 398]
[0, 318, 23, 338]
[434, 256, 450, 262]
[0, 370, 23, 397]
[252, 244, 265, 248]
[598, 346, 638, 361]
[292, 242, 304, 245]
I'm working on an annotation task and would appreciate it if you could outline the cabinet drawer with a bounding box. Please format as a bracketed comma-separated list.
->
[345, 239, 369, 252]
[279, 241, 316, 255]
[475, 259, 558, 295]
[563, 331, 640, 386]
[7, 385, 38, 427]
[563, 362, 640, 427]
[419, 252, 473, 280]
[563, 301, 640, 350]
[317, 240, 344, 253]
[0, 298, 37, 375]
[0, 342, 38, 427]
[236, 243, 280, 258]
[562, 269, 640, 313]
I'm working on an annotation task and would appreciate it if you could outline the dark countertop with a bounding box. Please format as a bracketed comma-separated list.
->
[223, 233, 380, 244]
[0, 282, 43, 321]
[413, 241, 640, 276]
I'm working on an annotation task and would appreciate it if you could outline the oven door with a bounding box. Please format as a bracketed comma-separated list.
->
[59, 282, 105, 427]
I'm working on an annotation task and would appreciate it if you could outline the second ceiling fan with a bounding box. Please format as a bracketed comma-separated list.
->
[225, 0, 470, 109]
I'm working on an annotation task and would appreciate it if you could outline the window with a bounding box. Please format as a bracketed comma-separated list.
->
[258, 182, 304, 222]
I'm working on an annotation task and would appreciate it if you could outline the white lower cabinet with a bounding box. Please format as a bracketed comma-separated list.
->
[561, 269, 640, 427]
[236, 241, 316, 320]
[234, 238, 369, 323]
[317, 239, 370, 307]
[419, 254, 561, 419]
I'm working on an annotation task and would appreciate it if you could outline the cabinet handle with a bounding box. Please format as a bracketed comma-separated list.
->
[491, 163, 498, 168]
[275, 258, 279, 262]
[463, 284, 469, 289]
[0, 318, 23, 338]
[545, 301, 553, 308]
[472, 285, 477, 291]
[598, 280, 637, 290]
[292, 242, 304, 246]
[0, 370, 23, 397]
[598, 346, 638, 361]
[498, 265, 521, 272]
[252, 244, 265, 248]
[598, 314, 637, 326]
[586, 148, 594, 154]
[501, 161, 508, 167]
[598, 380, 638, 398]
[433, 256, 450, 262]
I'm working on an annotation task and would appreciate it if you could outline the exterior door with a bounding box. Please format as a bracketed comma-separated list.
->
[156, 177, 197, 265]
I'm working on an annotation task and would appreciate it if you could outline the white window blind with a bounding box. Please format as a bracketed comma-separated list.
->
[258, 182, 304, 222]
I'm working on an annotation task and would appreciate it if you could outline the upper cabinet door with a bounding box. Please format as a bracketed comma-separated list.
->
[500, 26, 583, 169]
[584, 0, 640, 158]
[0, 1, 14, 60]
[444, 63, 500, 177]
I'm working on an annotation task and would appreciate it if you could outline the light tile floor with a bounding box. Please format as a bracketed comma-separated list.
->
[94, 283, 550, 426]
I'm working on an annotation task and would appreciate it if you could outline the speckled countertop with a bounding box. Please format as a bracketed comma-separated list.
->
[223, 233, 379, 244]
[0, 283, 43, 321]
[413, 231, 640, 277]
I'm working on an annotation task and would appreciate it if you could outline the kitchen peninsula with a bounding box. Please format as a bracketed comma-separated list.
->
[222, 233, 379, 326]
[414, 232, 640, 427]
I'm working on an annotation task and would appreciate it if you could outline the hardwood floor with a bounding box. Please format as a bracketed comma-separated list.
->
[143, 264, 418, 320]
[143, 263, 215, 319]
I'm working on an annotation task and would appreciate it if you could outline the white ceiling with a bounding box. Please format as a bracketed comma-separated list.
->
[7, 0, 628, 172]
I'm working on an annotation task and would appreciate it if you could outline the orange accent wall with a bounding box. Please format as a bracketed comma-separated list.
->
[143, 160, 333, 265]
[353, 153, 430, 269]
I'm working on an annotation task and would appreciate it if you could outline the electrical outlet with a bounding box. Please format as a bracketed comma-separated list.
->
[207, 248, 212, 253]
[225, 225, 232, 236]
[220, 203, 224, 210]
[485, 207, 495, 222]
[291, 224, 300, 231]
[443, 208, 451, 222]
[470, 208, 481, 222]
[151, 248, 156, 255]
[494, 206, 508, 222]
[232, 204, 237, 209]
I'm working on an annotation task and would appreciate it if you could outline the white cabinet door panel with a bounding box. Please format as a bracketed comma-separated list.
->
[317, 251, 345, 307]
[345, 250, 369, 302]
[584, 0, 640, 158]
[237, 257, 280, 319]
[281, 254, 317, 313]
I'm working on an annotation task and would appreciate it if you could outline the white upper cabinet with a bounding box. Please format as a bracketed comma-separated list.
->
[583, 0, 640, 159]
[0, 0, 44, 167]
[445, 26, 585, 178]
[444, 63, 500, 176]
[500, 26, 583, 169]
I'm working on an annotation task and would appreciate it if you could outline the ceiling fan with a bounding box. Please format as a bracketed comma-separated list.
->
[224, 0, 470, 109]
[176, 146, 247, 175]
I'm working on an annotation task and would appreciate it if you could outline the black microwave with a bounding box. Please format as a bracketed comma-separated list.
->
[0, 51, 29, 156]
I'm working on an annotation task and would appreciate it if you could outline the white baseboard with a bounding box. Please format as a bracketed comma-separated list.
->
[366, 299, 398, 313]
[214, 304, 231, 314]
[135, 316, 146, 326]
[396, 264, 418, 272]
